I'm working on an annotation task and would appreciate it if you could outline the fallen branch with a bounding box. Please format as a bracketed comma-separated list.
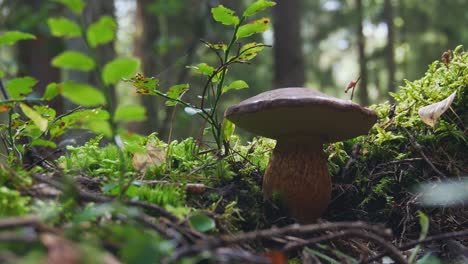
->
[283, 229, 407, 264]
[402, 127, 446, 178]
[169, 221, 393, 261]
[362, 228, 468, 263]
[0, 216, 40, 230]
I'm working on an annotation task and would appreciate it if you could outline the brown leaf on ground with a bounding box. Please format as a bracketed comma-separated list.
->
[132, 141, 166, 173]
[40, 233, 81, 264]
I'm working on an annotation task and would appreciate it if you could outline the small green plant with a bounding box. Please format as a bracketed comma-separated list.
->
[126, 1, 276, 153]
[0, 186, 30, 216]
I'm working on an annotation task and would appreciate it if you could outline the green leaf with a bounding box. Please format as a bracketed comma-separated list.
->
[47, 17, 81, 38]
[124, 74, 159, 95]
[0, 70, 5, 78]
[20, 103, 48, 132]
[31, 139, 57, 148]
[166, 84, 189, 106]
[102, 58, 140, 85]
[236, 18, 270, 39]
[204, 42, 227, 51]
[221, 119, 235, 142]
[211, 5, 239, 26]
[60, 81, 106, 106]
[239, 42, 266, 61]
[43, 83, 59, 100]
[188, 213, 215, 232]
[86, 16, 117, 48]
[85, 119, 112, 138]
[114, 105, 146, 122]
[52, 0, 85, 15]
[51, 51, 95, 71]
[6, 77, 37, 99]
[187, 63, 215, 76]
[49, 108, 108, 138]
[418, 211, 429, 237]
[222, 80, 248, 94]
[0, 31, 36, 45]
[243, 0, 276, 17]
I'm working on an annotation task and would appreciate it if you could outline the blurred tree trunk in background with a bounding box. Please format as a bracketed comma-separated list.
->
[134, 0, 160, 135]
[384, 0, 396, 101]
[15, 0, 63, 112]
[134, 0, 208, 138]
[356, 0, 369, 105]
[273, 0, 305, 88]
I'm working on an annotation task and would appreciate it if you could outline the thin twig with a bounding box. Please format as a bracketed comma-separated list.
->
[401, 127, 447, 178]
[0, 216, 40, 230]
[362, 228, 468, 263]
[283, 229, 407, 264]
[170, 222, 393, 260]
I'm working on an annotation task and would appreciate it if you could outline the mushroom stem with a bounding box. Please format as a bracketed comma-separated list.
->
[263, 139, 331, 223]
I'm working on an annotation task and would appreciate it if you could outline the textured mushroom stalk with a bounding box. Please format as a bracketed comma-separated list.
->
[264, 139, 330, 223]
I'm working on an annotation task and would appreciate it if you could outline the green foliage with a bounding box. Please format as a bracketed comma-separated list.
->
[0, 31, 36, 45]
[102, 58, 140, 85]
[188, 213, 215, 232]
[243, 0, 277, 17]
[126, 184, 186, 208]
[236, 18, 270, 39]
[211, 5, 240, 26]
[6, 76, 37, 99]
[52, 0, 86, 15]
[126, 1, 274, 152]
[19, 103, 48, 132]
[86, 16, 117, 48]
[328, 46, 467, 223]
[0, 186, 30, 216]
[222, 80, 249, 94]
[61, 136, 132, 178]
[114, 105, 146, 122]
[60, 81, 106, 107]
[47, 17, 82, 38]
[51, 51, 96, 71]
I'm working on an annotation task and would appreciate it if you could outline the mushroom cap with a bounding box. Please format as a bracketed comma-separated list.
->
[225, 87, 377, 143]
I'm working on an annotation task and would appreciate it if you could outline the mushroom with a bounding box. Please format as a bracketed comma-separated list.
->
[225, 88, 377, 223]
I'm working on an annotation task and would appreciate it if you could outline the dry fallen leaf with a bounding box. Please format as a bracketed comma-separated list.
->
[40, 233, 81, 264]
[132, 141, 166, 172]
[418, 91, 457, 127]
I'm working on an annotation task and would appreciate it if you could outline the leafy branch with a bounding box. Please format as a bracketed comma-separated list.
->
[126, 0, 276, 153]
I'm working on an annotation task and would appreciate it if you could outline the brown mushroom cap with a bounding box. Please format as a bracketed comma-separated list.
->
[225, 87, 377, 143]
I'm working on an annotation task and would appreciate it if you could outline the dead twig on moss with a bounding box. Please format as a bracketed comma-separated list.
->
[0, 216, 41, 230]
[283, 229, 407, 264]
[402, 127, 447, 178]
[361, 228, 468, 263]
[169, 222, 394, 261]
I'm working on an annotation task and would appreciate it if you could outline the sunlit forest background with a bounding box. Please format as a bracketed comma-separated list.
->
[1, 0, 466, 141]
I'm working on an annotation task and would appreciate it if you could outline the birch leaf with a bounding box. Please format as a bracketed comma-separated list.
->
[418, 91, 457, 127]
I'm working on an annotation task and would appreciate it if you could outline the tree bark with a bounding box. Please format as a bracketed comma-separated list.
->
[384, 0, 396, 101]
[134, 0, 161, 134]
[15, 0, 62, 112]
[356, 0, 369, 105]
[273, 0, 305, 88]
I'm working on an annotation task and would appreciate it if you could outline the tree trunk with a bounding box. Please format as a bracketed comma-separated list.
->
[356, 0, 369, 105]
[134, 0, 161, 135]
[384, 0, 396, 101]
[273, 0, 305, 88]
[15, 0, 62, 112]
[134, 0, 207, 138]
